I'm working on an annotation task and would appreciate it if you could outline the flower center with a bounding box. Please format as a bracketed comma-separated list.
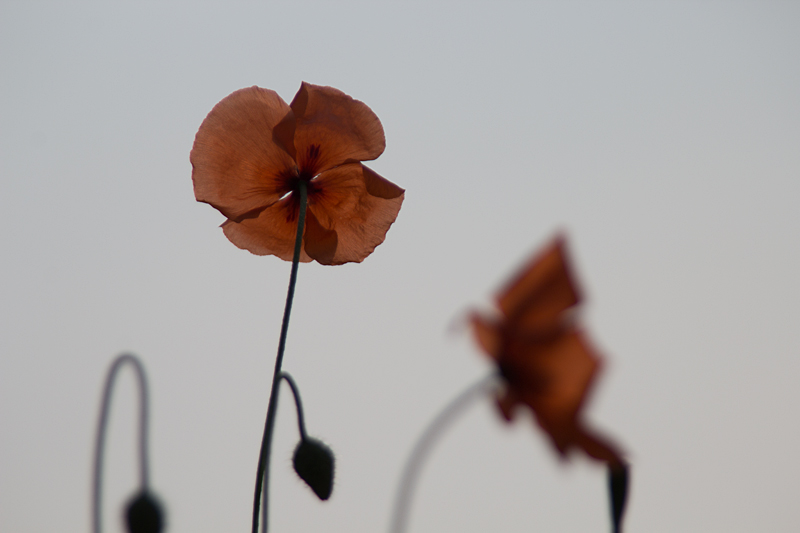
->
[290, 143, 324, 197]
[295, 143, 322, 181]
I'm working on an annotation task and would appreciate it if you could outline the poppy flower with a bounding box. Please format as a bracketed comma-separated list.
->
[190, 83, 404, 265]
[470, 236, 624, 466]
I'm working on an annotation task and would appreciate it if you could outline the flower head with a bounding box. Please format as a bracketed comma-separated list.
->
[191, 83, 404, 265]
[470, 235, 624, 466]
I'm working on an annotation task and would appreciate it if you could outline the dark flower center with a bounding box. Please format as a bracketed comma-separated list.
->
[296, 143, 322, 181]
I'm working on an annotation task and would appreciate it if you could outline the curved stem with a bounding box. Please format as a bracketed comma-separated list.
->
[389, 374, 497, 533]
[280, 372, 307, 440]
[92, 353, 151, 533]
[253, 181, 308, 533]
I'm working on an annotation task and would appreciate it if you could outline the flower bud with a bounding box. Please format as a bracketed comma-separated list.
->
[125, 490, 165, 533]
[293, 437, 335, 500]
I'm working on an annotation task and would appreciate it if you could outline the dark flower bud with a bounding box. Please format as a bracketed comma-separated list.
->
[293, 437, 335, 500]
[125, 490, 165, 533]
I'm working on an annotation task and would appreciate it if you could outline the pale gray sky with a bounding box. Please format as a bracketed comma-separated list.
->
[2, 2, 800, 532]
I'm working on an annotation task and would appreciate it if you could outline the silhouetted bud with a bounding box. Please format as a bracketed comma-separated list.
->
[125, 490, 165, 533]
[293, 437, 334, 500]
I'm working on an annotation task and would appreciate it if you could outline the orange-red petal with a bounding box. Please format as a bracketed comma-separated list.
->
[472, 236, 626, 465]
[497, 236, 581, 330]
[221, 195, 312, 263]
[304, 163, 403, 265]
[191, 87, 297, 221]
[510, 331, 601, 453]
[303, 208, 338, 264]
[514, 331, 599, 422]
[289, 83, 385, 175]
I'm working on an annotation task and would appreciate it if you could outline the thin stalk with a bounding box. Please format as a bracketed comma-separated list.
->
[389, 374, 497, 533]
[252, 180, 308, 533]
[280, 372, 307, 440]
[92, 353, 151, 533]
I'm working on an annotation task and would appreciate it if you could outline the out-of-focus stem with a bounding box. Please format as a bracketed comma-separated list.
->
[92, 353, 151, 533]
[389, 374, 497, 533]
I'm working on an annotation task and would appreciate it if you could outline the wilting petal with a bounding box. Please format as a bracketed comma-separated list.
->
[514, 331, 601, 452]
[306, 164, 403, 265]
[520, 331, 599, 422]
[497, 236, 580, 330]
[191, 87, 297, 221]
[470, 236, 626, 468]
[221, 195, 312, 262]
[289, 83, 385, 175]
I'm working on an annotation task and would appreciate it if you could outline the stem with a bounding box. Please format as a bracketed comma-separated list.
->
[389, 374, 497, 533]
[253, 181, 308, 533]
[608, 462, 630, 533]
[92, 353, 151, 533]
[280, 372, 308, 440]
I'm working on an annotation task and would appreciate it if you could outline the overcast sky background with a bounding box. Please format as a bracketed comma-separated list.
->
[2, 2, 800, 532]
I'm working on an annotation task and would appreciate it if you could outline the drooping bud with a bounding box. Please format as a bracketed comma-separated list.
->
[125, 490, 165, 533]
[293, 437, 335, 500]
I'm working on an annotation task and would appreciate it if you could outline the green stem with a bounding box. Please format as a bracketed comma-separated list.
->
[389, 374, 497, 533]
[252, 181, 308, 533]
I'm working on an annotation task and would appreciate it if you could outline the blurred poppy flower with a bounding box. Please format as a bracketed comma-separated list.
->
[190, 83, 404, 265]
[470, 236, 624, 466]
